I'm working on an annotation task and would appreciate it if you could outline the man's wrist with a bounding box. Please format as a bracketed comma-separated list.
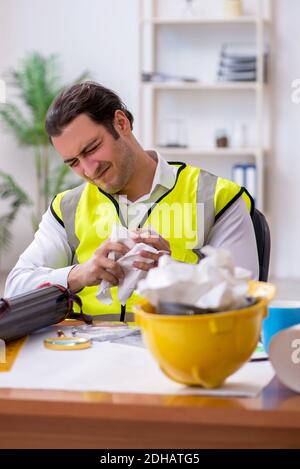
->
[67, 264, 83, 292]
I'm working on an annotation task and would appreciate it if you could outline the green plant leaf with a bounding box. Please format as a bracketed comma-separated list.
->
[47, 163, 80, 198]
[0, 171, 31, 206]
[0, 171, 32, 253]
[11, 53, 62, 123]
[0, 214, 14, 251]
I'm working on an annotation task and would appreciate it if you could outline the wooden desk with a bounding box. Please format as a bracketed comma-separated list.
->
[0, 376, 300, 448]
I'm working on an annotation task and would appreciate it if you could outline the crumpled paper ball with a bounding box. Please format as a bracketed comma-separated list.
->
[137, 246, 251, 311]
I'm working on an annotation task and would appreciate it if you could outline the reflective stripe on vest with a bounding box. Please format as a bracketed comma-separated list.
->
[60, 184, 85, 264]
[52, 163, 253, 318]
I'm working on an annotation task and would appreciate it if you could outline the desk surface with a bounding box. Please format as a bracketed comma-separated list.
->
[0, 321, 299, 449]
[0, 374, 300, 448]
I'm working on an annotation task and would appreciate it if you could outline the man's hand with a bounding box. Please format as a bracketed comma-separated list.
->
[131, 229, 171, 272]
[67, 239, 130, 292]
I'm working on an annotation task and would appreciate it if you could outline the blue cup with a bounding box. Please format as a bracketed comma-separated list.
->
[262, 300, 300, 353]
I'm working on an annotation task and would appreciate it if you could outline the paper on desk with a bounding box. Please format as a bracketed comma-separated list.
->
[71, 324, 144, 347]
[0, 328, 274, 397]
[97, 223, 165, 305]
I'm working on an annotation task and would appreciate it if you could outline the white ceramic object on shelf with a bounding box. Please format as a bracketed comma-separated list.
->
[224, 0, 243, 18]
[162, 118, 188, 149]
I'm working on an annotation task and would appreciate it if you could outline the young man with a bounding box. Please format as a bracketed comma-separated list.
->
[5, 82, 259, 319]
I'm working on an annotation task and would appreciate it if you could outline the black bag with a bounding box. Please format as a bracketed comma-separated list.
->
[0, 284, 92, 342]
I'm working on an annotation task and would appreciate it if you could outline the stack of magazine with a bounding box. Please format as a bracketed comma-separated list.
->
[142, 71, 198, 83]
[217, 43, 266, 82]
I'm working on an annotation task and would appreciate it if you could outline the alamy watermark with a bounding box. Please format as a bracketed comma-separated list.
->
[95, 201, 205, 249]
[291, 79, 300, 104]
[0, 339, 6, 364]
[291, 338, 300, 364]
[0, 79, 6, 104]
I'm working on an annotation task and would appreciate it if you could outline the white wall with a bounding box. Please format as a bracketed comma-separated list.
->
[0, 0, 300, 278]
[269, 0, 300, 277]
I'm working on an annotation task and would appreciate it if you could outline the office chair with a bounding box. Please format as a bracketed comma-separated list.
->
[252, 208, 271, 281]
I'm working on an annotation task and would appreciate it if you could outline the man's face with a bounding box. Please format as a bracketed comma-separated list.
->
[52, 113, 135, 194]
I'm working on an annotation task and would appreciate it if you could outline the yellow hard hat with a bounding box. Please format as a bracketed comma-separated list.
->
[134, 281, 275, 389]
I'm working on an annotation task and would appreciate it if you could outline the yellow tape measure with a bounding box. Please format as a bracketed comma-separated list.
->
[0, 337, 27, 372]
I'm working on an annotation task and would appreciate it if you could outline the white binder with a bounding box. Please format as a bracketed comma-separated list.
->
[232, 164, 256, 203]
[245, 164, 256, 202]
[231, 164, 245, 187]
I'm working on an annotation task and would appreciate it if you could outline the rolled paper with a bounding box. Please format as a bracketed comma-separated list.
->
[269, 325, 300, 393]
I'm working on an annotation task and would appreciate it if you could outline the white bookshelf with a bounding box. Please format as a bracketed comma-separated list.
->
[155, 146, 261, 157]
[142, 16, 270, 25]
[138, 0, 271, 210]
[143, 82, 260, 90]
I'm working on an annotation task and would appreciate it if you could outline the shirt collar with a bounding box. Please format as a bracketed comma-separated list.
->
[116, 151, 177, 204]
[147, 150, 177, 193]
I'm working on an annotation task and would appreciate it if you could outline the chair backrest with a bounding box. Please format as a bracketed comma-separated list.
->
[252, 208, 271, 282]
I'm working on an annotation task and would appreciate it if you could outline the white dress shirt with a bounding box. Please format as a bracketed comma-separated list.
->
[5, 153, 259, 297]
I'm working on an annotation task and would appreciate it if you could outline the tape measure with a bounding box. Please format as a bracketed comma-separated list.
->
[0, 337, 27, 372]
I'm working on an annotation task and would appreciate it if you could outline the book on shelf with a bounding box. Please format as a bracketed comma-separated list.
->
[221, 43, 266, 61]
[219, 59, 257, 72]
[232, 163, 257, 203]
[218, 70, 256, 82]
[231, 164, 245, 187]
[217, 43, 268, 83]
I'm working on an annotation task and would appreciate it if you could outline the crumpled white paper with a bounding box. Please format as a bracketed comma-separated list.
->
[97, 223, 166, 305]
[137, 246, 252, 311]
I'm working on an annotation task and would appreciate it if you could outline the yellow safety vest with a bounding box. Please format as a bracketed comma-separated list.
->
[51, 162, 253, 320]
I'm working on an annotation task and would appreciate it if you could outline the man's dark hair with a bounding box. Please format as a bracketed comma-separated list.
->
[45, 81, 134, 140]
